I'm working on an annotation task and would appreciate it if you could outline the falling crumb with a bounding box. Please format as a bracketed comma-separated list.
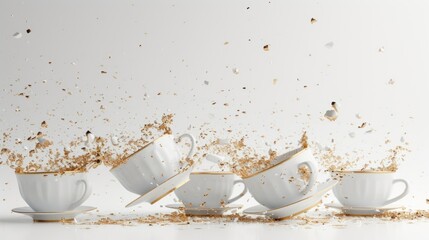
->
[325, 41, 334, 49]
[348, 132, 356, 138]
[26, 29, 31, 34]
[224, 41, 229, 45]
[331, 102, 339, 112]
[324, 110, 337, 121]
[101, 71, 107, 74]
[358, 122, 367, 128]
[217, 138, 229, 145]
[85, 131, 95, 146]
[41, 121, 48, 128]
[310, 18, 317, 24]
[263, 44, 270, 51]
[388, 79, 395, 85]
[355, 114, 362, 119]
[111, 136, 119, 146]
[379, 47, 385, 53]
[300, 132, 309, 148]
[298, 165, 310, 182]
[272, 79, 278, 85]
[204, 81, 209, 85]
[232, 68, 239, 75]
[13, 32, 22, 39]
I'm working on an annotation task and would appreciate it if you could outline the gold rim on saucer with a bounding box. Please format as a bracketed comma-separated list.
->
[242, 147, 307, 179]
[33, 219, 75, 223]
[125, 169, 192, 207]
[276, 201, 322, 221]
[266, 182, 334, 213]
[150, 179, 189, 205]
[12, 206, 97, 214]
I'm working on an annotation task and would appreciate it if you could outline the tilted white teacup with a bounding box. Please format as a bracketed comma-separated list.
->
[175, 172, 247, 208]
[111, 134, 195, 195]
[243, 147, 318, 209]
[16, 170, 92, 212]
[332, 171, 409, 208]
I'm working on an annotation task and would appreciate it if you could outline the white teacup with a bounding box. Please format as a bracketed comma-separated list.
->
[16, 171, 92, 212]
[111, 134, 195, 195]
[175, 172, 247, 208]
[243, 147, 318, 209]
[332, 171, 409, 208]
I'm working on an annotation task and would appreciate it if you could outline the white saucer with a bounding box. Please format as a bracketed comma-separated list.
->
[244, 180, 337, 220]
[325, 202, 404, 216]
[165, 203, 242, 216]
[12, 206, 96, 222]
[126, 168, 193, 208]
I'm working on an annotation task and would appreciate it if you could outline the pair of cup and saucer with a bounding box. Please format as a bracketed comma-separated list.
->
[325, 170, 408, 216]
[111, 133, 197, 207]
[12, 170, 96, 222]
[242, 147, 338, 220]
[166, 171, 247, 216]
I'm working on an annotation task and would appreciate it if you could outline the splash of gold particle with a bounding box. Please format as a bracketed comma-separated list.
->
[0, 114, 177, 173]
[300, 131, 308, 148]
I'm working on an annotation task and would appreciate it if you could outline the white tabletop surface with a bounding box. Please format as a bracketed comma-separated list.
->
[1, 208, 429, 240]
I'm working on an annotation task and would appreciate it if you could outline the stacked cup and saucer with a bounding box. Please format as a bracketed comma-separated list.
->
[166, 171, 248, 216]
[243, 147, 338, 220]
[326, 170, 408, 216]
[12, 170, 95, 222]
[111, 133, 196, 207]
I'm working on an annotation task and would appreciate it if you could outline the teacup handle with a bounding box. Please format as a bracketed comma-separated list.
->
[298, 161, 317, 195]
[70, 179, 92, 209]
[177, 133, 196, 159]
[383, 179, 409, 206]
[227, 180, 248, 204]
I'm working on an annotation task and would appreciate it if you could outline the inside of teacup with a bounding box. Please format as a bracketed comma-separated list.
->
[234, 147, 309, 179]
[110, 134, 169, 170]
[271, 147, 305, 166]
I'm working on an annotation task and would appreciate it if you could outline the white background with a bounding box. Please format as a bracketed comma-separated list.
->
[1, 0, 429, 239]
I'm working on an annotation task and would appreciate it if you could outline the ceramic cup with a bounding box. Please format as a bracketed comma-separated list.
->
[111, 134, 195, 195]
[16, 171, 92, 212]
[175, 172, 248, 208]
[243, 147, 318, 209]
[332, 171, 409, 208]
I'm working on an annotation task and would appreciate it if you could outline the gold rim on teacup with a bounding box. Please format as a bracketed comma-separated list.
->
[331, 170, 395, 174]
[110, 134, 169, 171]
[242, 147, 307, 179]
[191, 172, 235, 175]
[15, 169, 86, 175]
